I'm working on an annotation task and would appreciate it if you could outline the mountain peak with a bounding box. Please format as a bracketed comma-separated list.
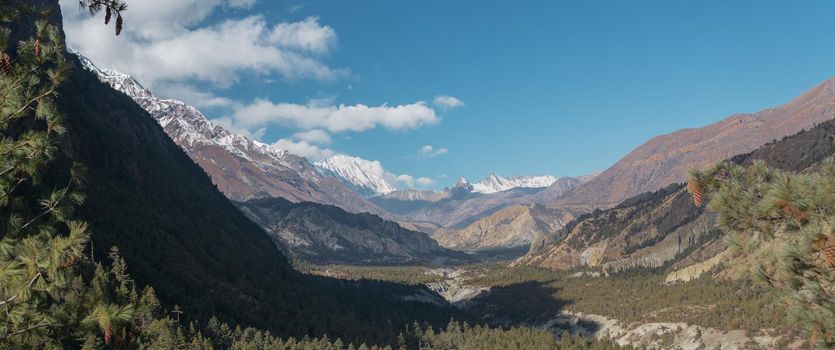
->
[74, 50, 153, 101]
[314, 155, 398, 197]
[450, 177, 474, 196]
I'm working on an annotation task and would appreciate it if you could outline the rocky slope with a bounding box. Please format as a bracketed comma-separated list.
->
[236, 197, 471, 265]
[76, 54, 384, 215]
[432, 205, 577, 251]
[550, 78, 835, 209]
[518, 116, 835, 272]
[547, 312, 789, 350]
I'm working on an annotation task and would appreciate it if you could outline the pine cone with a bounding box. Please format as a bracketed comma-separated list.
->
[60, 255, 77, 268]
[815, 235, 835, 268]
[105, 7, 112, 24]
[823, 246, 835, 268]
[115, 14, 123, 36]
[0, 53, 12, 74]
[104, 324, 113, 345]
[687, 179, 703, 206]
[34, 39, 41, 57]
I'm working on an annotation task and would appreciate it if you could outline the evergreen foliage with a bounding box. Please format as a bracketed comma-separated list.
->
[690, 158, 835, 347]
[0, 6, 123, 348]
[132, 315, 632, 350]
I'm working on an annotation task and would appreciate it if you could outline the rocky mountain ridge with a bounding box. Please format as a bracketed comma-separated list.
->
[76, 53, 385, 215]
[236, 197, 471, 265]
[549, 78, 835, 209]
[471, 174, 559, 194]
[432, 205, 578, 251]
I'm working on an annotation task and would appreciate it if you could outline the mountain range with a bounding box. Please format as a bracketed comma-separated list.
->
[445, 78, 835, 254]
[78, 54, 590, 261]
[236, 197, 471, 265]
[314, 156, 567, 198]
[516, 115, 835, 276]
[77, 42, 835, 263]
[77, 53, 385, 215]
[551, 78, 835, 209]
[77, 55, 574, 236]
[471, 174, 559, 193]
[370, 176, 590, 231]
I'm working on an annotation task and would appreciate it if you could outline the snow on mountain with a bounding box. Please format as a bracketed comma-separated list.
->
[450, 177, 474, 196]
[75, 52, 384, 214]
[471, 174, 558, 194]
[77, 52, 322, 174]
[314, 155, 399, 197]
[379, 189, 450, 202]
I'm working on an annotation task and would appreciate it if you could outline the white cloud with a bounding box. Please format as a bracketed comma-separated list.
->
[293, 129, 331, 144]
[433, 95, 465, 109]
[419, 144, 448, 158]
[61, 0, 345, 100]
[272, 139, 336, 161]
[395, 174, 415, 187]
[268, 17, 336, 55]
[390, 174, 433, 188]
[229, 100, 439, 134]
[270, 129, 335, 161]
[65, 0, 256, 41]
[155, 83, 235, 109]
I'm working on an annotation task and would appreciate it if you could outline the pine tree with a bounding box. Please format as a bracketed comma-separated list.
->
[0, 1, 130, 347]
[690, 159, 835, 348]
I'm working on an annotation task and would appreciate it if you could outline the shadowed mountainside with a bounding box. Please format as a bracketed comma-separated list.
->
[237, 197, 474, 265]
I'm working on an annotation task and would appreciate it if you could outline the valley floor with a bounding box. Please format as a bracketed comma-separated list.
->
[302, 262, 806, 350]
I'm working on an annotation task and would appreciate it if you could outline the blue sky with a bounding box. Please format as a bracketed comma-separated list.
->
[63, 1, 835, 189]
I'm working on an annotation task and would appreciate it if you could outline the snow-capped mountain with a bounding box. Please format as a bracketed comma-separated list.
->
[314, 155, 398, 197]
[470, 174, 558, 194]
[75, 52, 384, 214]
[450, 177, 474, 196]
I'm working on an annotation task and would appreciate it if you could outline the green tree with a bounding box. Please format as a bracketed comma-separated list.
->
[0, 1, 128, 347]
[689, 159, 835, 347]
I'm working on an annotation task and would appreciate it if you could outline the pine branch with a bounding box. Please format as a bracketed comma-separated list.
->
[11, 87, 56, 117]
[0, 166, 14, 177]
[8, 172, 78, 237]
[0, 319, 51, 340]
[0, 270, 42, 306]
